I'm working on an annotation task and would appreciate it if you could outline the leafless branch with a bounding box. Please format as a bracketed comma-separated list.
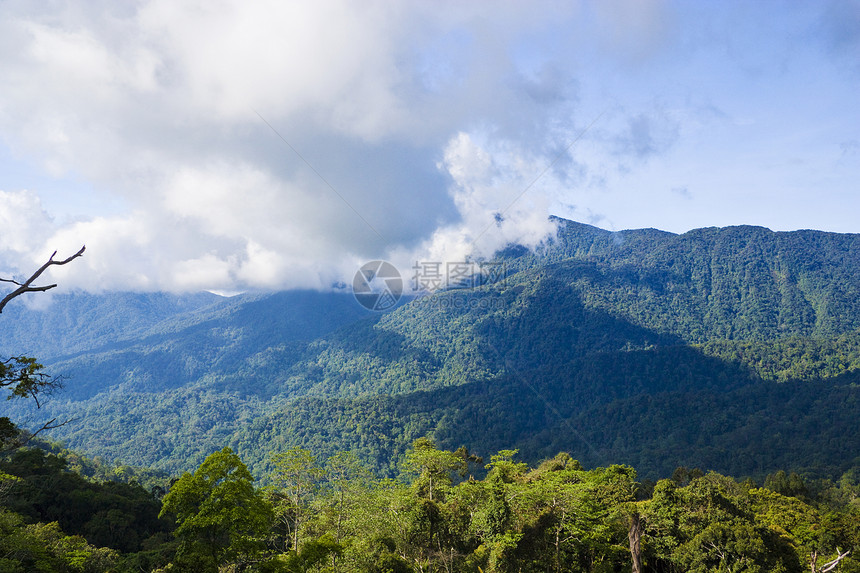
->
[0, 416, 77, 453]
[0, 245, 85, 313]
[812, 549, 852, 573]
[29, 416, 75, 439]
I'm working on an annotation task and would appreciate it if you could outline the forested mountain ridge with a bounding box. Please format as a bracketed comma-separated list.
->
[526, 219, 860, 341]
[1, 290, 374, 400]
[3, 218, 860, 478]
[0, 291, 221, 358]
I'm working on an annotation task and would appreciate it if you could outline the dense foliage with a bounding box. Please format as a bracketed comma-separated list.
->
[230, 356, 860, 481]
[4, 219, 860, 570]
[4, 220, 860, 480]
[2, 442, 859, 572]
[0, 446, 174, 571]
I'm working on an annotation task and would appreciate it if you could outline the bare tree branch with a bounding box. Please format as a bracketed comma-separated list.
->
[0, 416, 78, 453]
[811, 549, 852, 573]
[28, 416, 75, 440]
[0, 245, 85, 313]
[0, 246, 85, 449]
[821, 549, 851, 573]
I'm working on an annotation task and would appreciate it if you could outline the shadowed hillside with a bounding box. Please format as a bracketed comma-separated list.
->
[3, 218, 860, 479]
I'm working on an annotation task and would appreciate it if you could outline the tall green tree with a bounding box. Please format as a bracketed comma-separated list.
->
[159, 447, 271, 572]
[405, 437, 466, 502]
[321, 450, 372, 544]
[643, 473, 804, 572]
[270, 446, 326, 552]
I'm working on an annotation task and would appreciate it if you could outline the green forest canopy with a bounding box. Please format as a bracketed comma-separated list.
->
[1, 440, 859, 573]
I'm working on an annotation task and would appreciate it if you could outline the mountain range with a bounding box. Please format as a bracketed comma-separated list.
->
[2, 218, 860, 480]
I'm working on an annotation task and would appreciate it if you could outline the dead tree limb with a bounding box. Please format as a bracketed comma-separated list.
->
[0, 245, 85, 313]
[1, 416, 78, 453]
[811, 549, 851, 573]
[628, 512, 643, 573]
[0, 246, 85, 449]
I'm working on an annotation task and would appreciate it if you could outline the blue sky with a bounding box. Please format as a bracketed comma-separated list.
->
[0, 1, 858, 292]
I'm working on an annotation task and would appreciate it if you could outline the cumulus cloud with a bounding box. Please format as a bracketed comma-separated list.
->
[0, 1, 590, 292]
[1, 1, 855, 292]
[0, 191, 55, 263]
[407, 132, 560, 266]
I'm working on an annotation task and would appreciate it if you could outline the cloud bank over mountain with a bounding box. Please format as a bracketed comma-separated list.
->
[0, 1, 857, 292]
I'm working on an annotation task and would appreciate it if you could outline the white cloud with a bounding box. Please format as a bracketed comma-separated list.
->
[0, 1, 580, 292]
[170, 253, 235, 292]
[42, 214, 157, 292]
[0, 191, 55, 262]
[0, 1, 858, 292]
[404, 132, 560, 268]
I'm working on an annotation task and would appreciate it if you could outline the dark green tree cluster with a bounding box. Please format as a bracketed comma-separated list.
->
[225, 352, 860, 483]
[159, 447, 272, 571]
[0, 446, 174, 572]
[140, 442, 860, 571]
[3, 439, 860, 572]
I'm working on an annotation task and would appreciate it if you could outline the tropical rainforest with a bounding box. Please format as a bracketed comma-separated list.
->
[2, 217, 860, 571]
[1, 439, 859, 572]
